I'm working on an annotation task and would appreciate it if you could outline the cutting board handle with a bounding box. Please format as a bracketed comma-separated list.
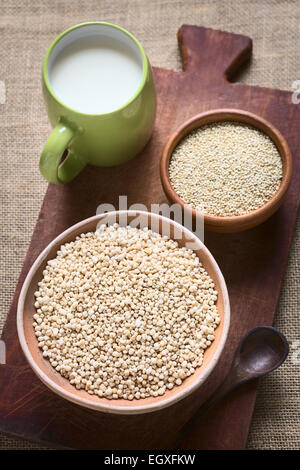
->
[178, 25, 252, 83]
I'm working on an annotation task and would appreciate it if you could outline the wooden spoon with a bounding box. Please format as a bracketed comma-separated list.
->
[172, 326, 289, 449]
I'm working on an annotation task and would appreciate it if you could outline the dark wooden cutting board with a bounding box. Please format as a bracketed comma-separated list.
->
[0, 25, 299, 450]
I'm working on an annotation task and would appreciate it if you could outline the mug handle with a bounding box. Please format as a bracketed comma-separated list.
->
[39, 121, 86, 184]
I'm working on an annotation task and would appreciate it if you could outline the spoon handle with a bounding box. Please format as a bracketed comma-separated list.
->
[171, 371, 240, 449]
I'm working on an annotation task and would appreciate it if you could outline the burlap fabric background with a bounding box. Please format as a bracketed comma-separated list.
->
[0, 0, 299, 450]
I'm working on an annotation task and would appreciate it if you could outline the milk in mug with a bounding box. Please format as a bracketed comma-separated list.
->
[49, 35, 143, 114]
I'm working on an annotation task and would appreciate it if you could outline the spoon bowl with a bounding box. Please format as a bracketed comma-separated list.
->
[237, 326, 289, 377]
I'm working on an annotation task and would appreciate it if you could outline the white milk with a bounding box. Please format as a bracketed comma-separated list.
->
[49, 35, 143, 114]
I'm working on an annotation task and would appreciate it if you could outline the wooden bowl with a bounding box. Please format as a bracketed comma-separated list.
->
[160, 109, 293, 232]
[17, 210, 230, 414]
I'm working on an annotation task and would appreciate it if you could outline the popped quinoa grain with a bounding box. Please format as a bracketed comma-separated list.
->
[33, 224, 220, 399]
[168, 121, 283, 217]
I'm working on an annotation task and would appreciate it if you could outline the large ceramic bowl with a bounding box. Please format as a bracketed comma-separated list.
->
[17, 210, 230, 414]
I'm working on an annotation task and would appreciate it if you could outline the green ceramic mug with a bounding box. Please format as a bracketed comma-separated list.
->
[40, 22, 156, 184]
